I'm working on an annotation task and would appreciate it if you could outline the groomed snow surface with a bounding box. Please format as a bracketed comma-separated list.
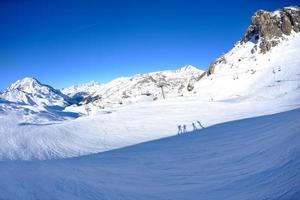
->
[0, 108, 299, 200]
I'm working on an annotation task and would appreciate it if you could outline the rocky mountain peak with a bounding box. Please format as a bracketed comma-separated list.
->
[242, 6, 300, 53]
[206, 6, 300, 77]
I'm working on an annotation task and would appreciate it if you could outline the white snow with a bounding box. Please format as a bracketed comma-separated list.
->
[284, 6, 300, 11]
[1, 77, 70, 107]
[0, 93, 299, 160]
[62, 64, 204, 113]
[190, 31, 300, 102]
[0, 108, 299, 199]
[0, 32, 299, 160]
[62, 81, 102, 99]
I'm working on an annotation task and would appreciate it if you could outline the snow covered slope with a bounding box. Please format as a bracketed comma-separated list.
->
[187, 6, 300, 102]
[0, 94, 298, 160]
[0, 108, 299, 199]
[1, 77, 71, 107]
[189, 31, 300, 102]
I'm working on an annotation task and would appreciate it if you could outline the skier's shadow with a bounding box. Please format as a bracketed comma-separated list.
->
[177, 121, 205, 135]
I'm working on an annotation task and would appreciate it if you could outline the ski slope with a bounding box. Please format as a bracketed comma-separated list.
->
[0, 108, 299, 200]
[0, 93, 299, 160]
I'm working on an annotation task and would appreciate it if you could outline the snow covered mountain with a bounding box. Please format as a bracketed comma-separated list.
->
[62, 81, 102, 102]
[187, 6, 300, 102]
[63, 64, 205, 113]
[1, 77, 71, 107]
[61, 7, 300, 114]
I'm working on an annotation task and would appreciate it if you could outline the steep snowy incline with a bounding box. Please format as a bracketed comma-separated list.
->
[1, 77, 71, 107]
[0, 108, 299, 200]
[189, 32, 300, 102]
[187, 7, 300, 102]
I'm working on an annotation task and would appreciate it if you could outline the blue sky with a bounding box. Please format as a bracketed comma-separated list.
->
[0, 0, 299, 90]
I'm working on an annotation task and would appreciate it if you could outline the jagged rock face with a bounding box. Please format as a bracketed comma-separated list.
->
[206, 6, 300, 77]
[242, 7, 300, 53]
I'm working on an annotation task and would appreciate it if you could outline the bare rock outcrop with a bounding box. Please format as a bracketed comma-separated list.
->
[207, 6, 300, 77]
[242, 6, 300, 54]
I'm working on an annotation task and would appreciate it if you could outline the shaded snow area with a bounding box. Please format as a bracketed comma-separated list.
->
[0, 108, 299, 200]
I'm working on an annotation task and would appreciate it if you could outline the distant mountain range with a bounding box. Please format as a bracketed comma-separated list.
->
[1, 6, 299, 115]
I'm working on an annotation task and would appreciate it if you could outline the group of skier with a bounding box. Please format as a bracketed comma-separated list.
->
[177, 121, 204, 134]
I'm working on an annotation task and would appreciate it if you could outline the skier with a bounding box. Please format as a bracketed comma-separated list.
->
[178, 125, 182, 135]
[192, 123, 197, 131]
[197, 121, 205, 129]
[183, 124, 187, 133]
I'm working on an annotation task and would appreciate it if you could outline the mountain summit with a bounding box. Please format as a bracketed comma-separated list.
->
[2, 77, 71, 106]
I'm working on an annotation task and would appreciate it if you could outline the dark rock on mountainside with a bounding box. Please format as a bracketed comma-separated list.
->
[206, 6, 300, 77]
[242, 7, 300, 53]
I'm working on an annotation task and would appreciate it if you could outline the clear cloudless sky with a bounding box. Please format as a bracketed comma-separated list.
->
[0, 0, 299, 90]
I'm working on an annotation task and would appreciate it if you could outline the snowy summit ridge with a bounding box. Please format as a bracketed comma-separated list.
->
[62, 64, 204, 112]
[2, 77, 71, 106]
